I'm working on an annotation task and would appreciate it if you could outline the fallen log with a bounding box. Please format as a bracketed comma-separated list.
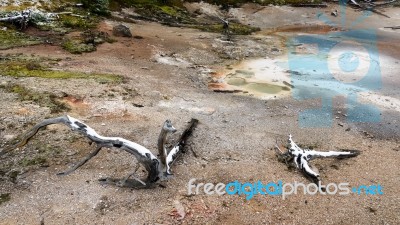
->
[0, 115, 198, 189]
[0, 9, 59, 29]
[0, 10, 31, 29]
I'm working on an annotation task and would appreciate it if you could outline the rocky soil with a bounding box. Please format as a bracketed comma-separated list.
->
[1, 2, 400, 225]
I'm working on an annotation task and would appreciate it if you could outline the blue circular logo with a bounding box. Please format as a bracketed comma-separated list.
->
[338, 52, 359, 72]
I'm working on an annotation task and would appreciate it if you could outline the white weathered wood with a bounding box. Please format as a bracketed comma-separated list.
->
[1, 115, 198, 188]
[276, 135, 360, 184]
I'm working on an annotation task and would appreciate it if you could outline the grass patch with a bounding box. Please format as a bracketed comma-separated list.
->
[0, 30, 42, 50]
[59, 15, 99, 29]
[159, 5, 179, 15]
[20, 156, 48, 167]
[109, 1, 260, 35]
[109, 0, 165, 10]
[0, 3, 102, 40]
[0, 83, 70, 113]
[17, 140, 66, 168]
[195, 22, 260, 35]
[0, 61, 124, 83]
[0, 1, 34, 11]
[133, 4, 196, 25]
[81, 0, 111, 15]
[61, 39, 96, 54]
[62, 30, 115, 54]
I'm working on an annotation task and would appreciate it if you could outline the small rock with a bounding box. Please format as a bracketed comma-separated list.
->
[112, 24, 132, 37]
[338, 123, 344, 127]
[368, 207, 377, 214]
[94, 196, 110, 215]
[271, 47, 279, 52]
[66, 151, 77, 156]
[190, 107, 216, 115]
[363, 131, 374, 138]
[330, 164, 339, 170]
[331, 10, 338, 17]
[345, 127, 351, 131]
[170, 200, 185, 220]
[3, 134, 15, 140]
[101, 123, 106, 126]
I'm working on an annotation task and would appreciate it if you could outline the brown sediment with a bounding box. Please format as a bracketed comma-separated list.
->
[16, 107, 31, 116]
[208, 82, 228, 90]
[61, 95, 89, 115]
[62, 95, 88, 107]
[261, 24, 337, 35]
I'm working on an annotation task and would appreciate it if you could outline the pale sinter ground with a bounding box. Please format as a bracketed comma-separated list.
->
[0, 3, 400, 225]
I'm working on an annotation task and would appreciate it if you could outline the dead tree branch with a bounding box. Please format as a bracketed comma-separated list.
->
[0, 10, 31, 29]
[348, 0, 397, 18]
[275, 135, 360, 185]
[0, 9, 58, 29]
[1, 115, 198, 189]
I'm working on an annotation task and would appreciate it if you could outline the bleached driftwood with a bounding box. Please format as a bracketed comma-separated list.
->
[348, 0, 398, 18]
[0, 9, 58, 29]
[275, 135, 360, 184]
[0, 10, 32, 29]
[0, 115, 198, 188]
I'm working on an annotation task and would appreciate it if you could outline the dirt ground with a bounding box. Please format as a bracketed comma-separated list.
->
[1, 3, 400, 225]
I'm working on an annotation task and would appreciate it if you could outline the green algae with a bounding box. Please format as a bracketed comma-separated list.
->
[0, 30, 42, 50]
